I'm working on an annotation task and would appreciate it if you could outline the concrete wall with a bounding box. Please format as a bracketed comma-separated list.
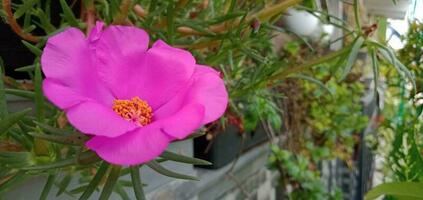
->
[4, 141, 277, 200]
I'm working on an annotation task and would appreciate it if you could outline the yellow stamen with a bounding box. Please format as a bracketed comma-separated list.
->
[112, 97, 153, 126]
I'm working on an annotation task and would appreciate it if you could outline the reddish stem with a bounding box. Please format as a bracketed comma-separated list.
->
[2, 0, 40, 42]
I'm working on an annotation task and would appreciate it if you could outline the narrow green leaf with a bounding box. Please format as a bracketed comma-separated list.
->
[8, 128, 33, 150]
[0, 152, 35, 167]
[365, 182, 423, 200]
[22, 41, 42, 56]
[28, 132, 87, 146]
[208, 12, 245, 25]
[23, 10, 32, 30]
[113, 183, 131, 200]
[59, 0, 79, 27]
[71, 184, 88, 194]
[130, 166, 146, 200]
[160, 151, 212, 165]
[33, 8, 55, 33]
[167, 1, 175, 43]
[146, 160, 199, 181]
[34, 121, 76, 135]
[339, 36, 364, 81]
[44, 0, 51, 19]
[179, 21, 217, 36]
[0, 108, 31, 135]
[185, 131, 206, 140]
[15, 65, 35, 72]
[13, 0, 38, 18]
[56, 173, 73, 196]
[290, 74, 333, 95]
[3, 88, 35, 99]
[417, 105, 423, 117]
[377, 46, 416, 92]
[21, 151, 99, 171]
[39, 174, 56, 200]
[0, 171, 28, 194]
[34, 63, 44, 121]
[370, 48, 379, 99]
[79, 162, 109, 200]
[99, 165, 122, 200]
[0, 63, 7, 117]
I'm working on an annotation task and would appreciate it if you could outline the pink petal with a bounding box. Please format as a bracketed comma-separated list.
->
[97, 39, 195, 109]
[155, 65, 228, 124]
[66, 101, 138, 137]
[41, 27, 114, 106]
[86, 124, 171, 165]
[42, 78, 89, 109]
[187, 65, 228, 124]
[161, 103, 205, 139]
[95, 25, 149, 62]
[88, 21, 104, 44]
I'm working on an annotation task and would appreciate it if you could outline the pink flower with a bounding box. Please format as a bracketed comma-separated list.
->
[41, 22, 228, 165]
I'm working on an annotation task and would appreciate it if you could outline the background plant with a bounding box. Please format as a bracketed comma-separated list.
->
[365, 20, 422, 200]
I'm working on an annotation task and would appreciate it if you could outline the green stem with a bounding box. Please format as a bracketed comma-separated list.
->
[269, 46, 352, 81]
[79, 162, 109, 200]
[39, 174, 56, 200]
[251, 0, 302, 21]
[130, 166, 146, 200]
[99, 165, 122, 200]
[353, 0, 361, 31]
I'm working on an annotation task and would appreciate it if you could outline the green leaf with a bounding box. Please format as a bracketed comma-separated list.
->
[283, 41, 300, 55]
[208, 12, 245, 25]
[377, 45, 417, 92]
[0, 152, 35, 167]
[3, 88, 35, 99]
[339, 36, 364, 81]
[22, 41, 42, 56]
[71, 184, 88, 195]
[291, 74, 333, 95]
[99, 165, 122, 200]
[365, 182, 423, 200]
[160, 150, 212, 165]
[370, 48, 379, 99]
[0, 171, 28, 194]
[130, 166, 146, 200]
[389, 125, 423, 181]
[377, 18, 387, 42]
[113, 183, 131, 200]
[0, 63, 7, 117]
[0, 108, 32, 135]
[13, 0, 38, 18]
[28, 131, 87, 146]
[8, 128, 33, 150]
[146, 160, 199, 181]
[39, 174, 56, 200]
[34, 63, 44, 121]
[33, 8, 55, 33]
[59, 0, 79, 27]
[166, 1, 175, 44]
[56, 173, 73, 196]
[14, 65, 35, 72]
[417, 105, 423, 117]
[21, 151, 100, 171]
[34, 121, 76, 135]
[179, 21, 216, 36]
[79, 162, 109, 200]
[183, 131, 206, 140]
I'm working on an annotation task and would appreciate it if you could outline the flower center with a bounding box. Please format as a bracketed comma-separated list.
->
[112, 97, 153, 126]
